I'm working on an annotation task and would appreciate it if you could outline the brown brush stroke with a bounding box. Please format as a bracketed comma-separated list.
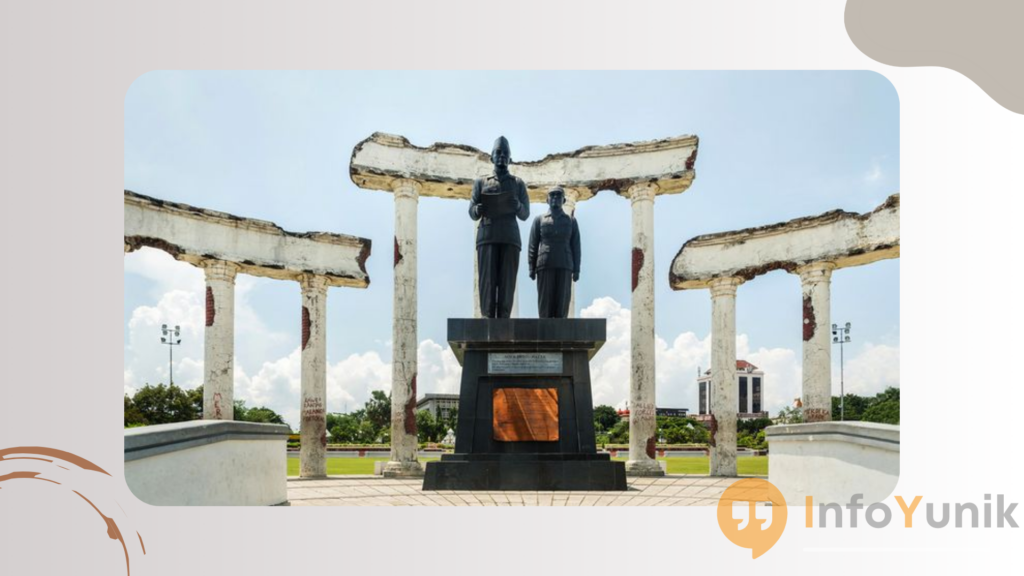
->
[137, 532, 146, 555]
[0, 470, 61, 486]
[2, 456, 53, 463]
[0, 447, 110, 476]
[73, 490, 130, 576]
[56, 465, 69, 470]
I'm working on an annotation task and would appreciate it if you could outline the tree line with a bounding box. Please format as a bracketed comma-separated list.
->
[125, 385, 899, 446]
[124, 384, 288, 429]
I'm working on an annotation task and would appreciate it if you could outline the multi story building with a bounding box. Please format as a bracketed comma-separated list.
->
[616, 407, 690, 420]
[696, 360, 769, 420]
[416, 393, 460, 420]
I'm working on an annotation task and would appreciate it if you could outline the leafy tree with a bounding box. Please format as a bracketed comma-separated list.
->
[831, 394, 871, 421]
[862, 387, 900, 424]
[130, 383, 200, 425]
[830, 387, 900, 424]
[608, 418, 630, 444]
[328, 413, 362, 443]
[416, 410, 439, 443]
[657, 416, 710, 444]
[187, 385, 203, 417]
[737, 417, 773, 436]
[364, 390, 391, 431]
[124, 394, 147, 427]
[593, 405, 620, 433]
[776, 405, 803, 424]
[437, 407, 458, 438]
[236, 403, 288, 427]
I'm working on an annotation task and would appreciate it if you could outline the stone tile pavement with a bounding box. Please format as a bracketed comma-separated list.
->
[287, 475, 764, 506]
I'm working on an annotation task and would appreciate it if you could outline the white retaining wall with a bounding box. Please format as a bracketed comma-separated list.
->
[766, 421, 899, 505]
[124, 421, 290, 506]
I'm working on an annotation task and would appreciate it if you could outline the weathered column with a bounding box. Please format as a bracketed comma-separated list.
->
[384, 179, 424, 477]
[201, 260, 238, 420]
[798, 262, 835, 423]
[564, 189, 579, 318]
[299, 274, 328, 478]
[626, 182, 663, 476]
[709, 276, 743, 477]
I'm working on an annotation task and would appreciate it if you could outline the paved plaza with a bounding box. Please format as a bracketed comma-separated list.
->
[286, 475, 761, 506]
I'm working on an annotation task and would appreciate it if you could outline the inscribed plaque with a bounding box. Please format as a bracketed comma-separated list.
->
[488, 352, 562, 374]
[492, 388, 559, 442]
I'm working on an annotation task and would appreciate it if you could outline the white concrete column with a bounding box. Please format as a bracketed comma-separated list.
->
[798, 262, 836, 423]
[201, 260, 238, 421]
[709, 276, 743, 477]
[299, 274, 328, 478]
[626, 182, 663, 477]
[564, 189, 579, 318]
[385, 179, 424, 477]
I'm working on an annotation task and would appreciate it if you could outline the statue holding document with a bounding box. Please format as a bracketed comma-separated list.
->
[468, 136, 530, 318]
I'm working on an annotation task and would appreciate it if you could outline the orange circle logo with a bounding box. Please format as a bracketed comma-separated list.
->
[716, 478, 788, 559]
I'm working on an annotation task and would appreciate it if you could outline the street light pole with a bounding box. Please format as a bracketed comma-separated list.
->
[161, 324, 182, 386]
[831, 322, 852, 421]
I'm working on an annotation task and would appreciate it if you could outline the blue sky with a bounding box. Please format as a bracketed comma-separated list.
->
[124, 71, 899, 429]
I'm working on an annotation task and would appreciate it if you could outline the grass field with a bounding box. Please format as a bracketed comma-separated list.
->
[286, 456, 768, 477]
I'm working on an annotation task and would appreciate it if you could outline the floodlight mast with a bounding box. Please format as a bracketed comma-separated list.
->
[161, 324, 182, 385]
[831, 322, 852, 421]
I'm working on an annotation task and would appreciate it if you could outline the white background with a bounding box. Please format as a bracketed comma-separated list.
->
[0, 0, 1018, 573]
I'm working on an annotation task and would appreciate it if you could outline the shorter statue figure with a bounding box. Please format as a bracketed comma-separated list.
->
[528, 186, 581, 319]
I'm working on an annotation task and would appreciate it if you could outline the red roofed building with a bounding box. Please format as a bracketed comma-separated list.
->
[694, 360, 768, 421]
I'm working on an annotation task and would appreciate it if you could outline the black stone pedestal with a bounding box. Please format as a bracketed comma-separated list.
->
[423, 319, 626, 491]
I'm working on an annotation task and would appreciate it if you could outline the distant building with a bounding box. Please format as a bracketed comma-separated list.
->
[416, 393, 460, 420]
[696, 360, 769, 421]
[616, 407, 690, 420]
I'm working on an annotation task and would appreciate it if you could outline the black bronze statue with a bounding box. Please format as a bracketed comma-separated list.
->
[529, 186, 581, 319]
[469, 136, 530, 318]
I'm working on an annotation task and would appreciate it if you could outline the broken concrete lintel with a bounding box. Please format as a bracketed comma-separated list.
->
[670, 194, 900, 290]
[349, 132, 699, 203]
[124, 190, 371, 288]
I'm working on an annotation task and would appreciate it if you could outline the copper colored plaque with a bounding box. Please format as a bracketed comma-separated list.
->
[492, 388, 559, 442]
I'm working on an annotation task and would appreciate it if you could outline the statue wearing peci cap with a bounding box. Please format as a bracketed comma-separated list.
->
[529, 186, 581, 319]
[468, 136, 531, 318]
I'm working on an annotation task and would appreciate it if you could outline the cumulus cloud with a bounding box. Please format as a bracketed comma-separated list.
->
[124, 288, 206, 390]
[834, 342, 900, 396]
[124, 283, 897, 430]
[417, 339, 462, 395]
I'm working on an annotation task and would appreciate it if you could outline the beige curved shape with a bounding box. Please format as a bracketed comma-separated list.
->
[124, 191, 372, 288]
[846, 0, 1024, 115]
[349, 132, 699, 203]
[670, 194, 900, 290]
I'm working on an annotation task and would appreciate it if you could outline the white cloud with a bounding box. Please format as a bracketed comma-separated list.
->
[746, 345, 802, 415]
[582, 297, 806, 417]
[834, 342, 900, 396]
[124, 287, 896, 430]
[124, 288, 206, 390]
[417, 339, 462, 395]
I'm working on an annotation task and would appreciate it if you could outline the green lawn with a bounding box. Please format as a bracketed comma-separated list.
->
[286, 456, 767, 477]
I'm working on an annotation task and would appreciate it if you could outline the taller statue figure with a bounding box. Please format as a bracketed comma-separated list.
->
[469, 136, 531, 318]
